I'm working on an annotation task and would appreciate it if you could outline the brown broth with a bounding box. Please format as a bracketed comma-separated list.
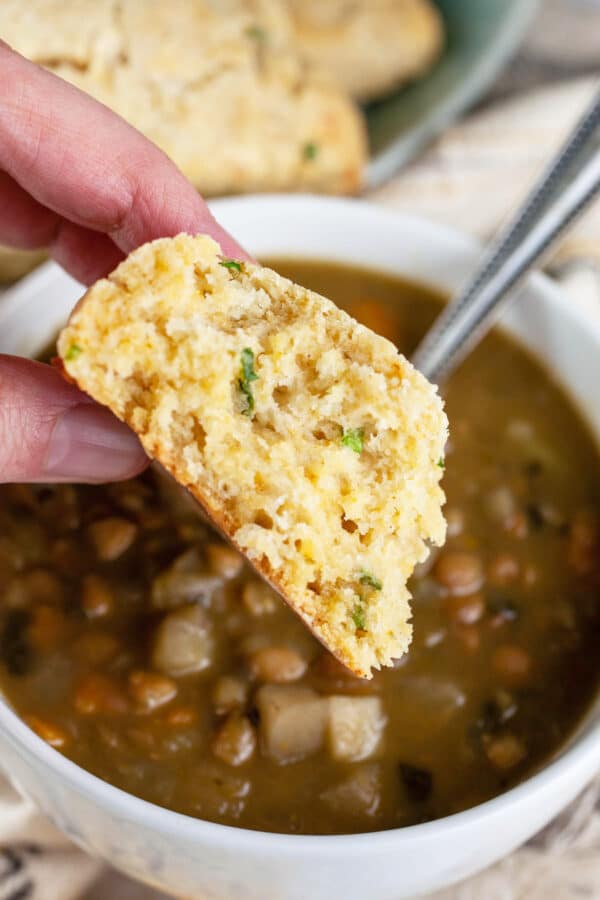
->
[0, 259, 598, 834]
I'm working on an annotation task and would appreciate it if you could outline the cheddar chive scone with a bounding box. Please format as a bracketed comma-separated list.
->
[58, 235, 447, 677]
[1, 0, 365, 197]
[284, 0, 444, 102]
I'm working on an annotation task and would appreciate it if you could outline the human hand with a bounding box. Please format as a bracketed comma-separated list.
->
[0, 41, 246, 483]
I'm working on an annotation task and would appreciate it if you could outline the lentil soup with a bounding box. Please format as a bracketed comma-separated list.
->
[0, 260, 598, 835]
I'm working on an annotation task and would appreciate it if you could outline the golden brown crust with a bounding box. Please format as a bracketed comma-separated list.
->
[159, 455, 341, 669]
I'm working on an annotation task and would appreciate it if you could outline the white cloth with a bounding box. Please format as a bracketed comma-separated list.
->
[371, 78, 600, 267]
[0, 781, 100, 900]
[430, 778, 600, 900]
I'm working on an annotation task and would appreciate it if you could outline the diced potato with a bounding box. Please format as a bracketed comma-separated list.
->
[321, 763, 382, 818]
[328, 696, 386, 762]
[151, 548, 222, 609]
[256, 684, 329, 764]
[151, 570, 222, 610]
[152, 604, 214, 676]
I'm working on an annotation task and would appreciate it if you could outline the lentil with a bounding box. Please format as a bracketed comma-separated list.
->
[248, 646, 307, 683]
[87, 517, 138, 561]
[212, 676, 248, 714]
[488, 553, 520, 586]
[433, 552, 484, 596]
[484, 734, 527, 771]
[242, 580, 277, 616]
[212, 714, 257, 766]
[81, 574, 114, 619]
[25, 715, 68, 749]
[443, 593, 485, 626]
[128, 671, 178, 712]
[206, 543, 244, 580]
[492, 645, 532, 687]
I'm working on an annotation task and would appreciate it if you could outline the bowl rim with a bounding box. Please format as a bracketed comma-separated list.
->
[0, 194, 598, 853]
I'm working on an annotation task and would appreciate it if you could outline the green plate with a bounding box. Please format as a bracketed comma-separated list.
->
[366, 0, 539, 188]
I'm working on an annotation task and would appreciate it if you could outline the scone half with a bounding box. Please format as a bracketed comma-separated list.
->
[58, 234, 447, 677]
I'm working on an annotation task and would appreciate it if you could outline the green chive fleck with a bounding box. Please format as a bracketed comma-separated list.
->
[341, 428, 364, 454]
[351, 603, 367, 631]
[437, 457, 445, 469]
[239, 347, 259, 416]
[220, 259, 242, 273]
[65, 343, 83, 361]
[246, 24, 267, 41]
[359, 571, 382, 591]
[302, 141, 319, 161]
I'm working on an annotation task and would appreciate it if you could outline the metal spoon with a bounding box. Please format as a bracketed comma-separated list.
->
[412, 87, 600, 383]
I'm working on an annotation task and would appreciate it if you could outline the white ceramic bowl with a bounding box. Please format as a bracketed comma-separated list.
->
[0, 197, 598, 900]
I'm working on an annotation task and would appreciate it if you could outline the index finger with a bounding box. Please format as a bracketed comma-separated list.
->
[0, 41, 247, 259]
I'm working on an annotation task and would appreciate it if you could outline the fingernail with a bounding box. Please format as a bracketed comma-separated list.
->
[44, 404, 147, 482]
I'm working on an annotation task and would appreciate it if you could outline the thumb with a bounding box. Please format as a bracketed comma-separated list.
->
[0, 355, 147, 483]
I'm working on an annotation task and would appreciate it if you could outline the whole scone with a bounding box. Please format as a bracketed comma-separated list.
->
[285, 0, 444, 101]
[58, 234, 447, 677]
[1, 0, 366, 196]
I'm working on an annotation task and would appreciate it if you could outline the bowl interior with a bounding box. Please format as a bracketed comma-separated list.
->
[0, 195, 598, 827]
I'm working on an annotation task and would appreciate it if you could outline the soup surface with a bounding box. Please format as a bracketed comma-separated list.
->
[0, 260, 598, 834]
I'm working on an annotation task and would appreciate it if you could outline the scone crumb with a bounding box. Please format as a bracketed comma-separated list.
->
[58, 234, 447, 677]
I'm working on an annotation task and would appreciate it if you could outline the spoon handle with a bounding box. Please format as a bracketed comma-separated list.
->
[412, 87, 600, 383]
